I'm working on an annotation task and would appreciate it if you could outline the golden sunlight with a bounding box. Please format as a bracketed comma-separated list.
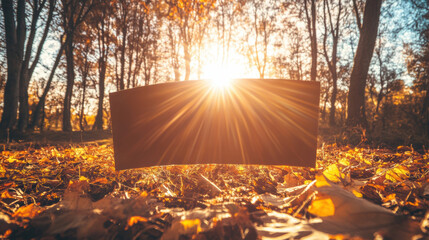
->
[203, 63, 236, 90]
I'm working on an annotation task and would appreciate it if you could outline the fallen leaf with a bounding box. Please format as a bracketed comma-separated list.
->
[309, 184, 422, 239]
[308, 194, 335, 217]
[12, 204, 42, 219]
[385, 165, 410, 183]
[322, 164, 345, 183]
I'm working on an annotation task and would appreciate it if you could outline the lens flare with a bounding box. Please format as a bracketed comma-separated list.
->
[208, 77, 233, 89]
[203, 64, 238, 90]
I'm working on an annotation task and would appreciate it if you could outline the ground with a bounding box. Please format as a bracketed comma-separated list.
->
[0, 136, 428, 239]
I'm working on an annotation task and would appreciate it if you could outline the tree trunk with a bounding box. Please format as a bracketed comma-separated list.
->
[423, 82, 429, 136]
[304, 0, 317, 81]
[184, 43, 191, 81]
[119, 15, 127, 90]
[93, 63, 105, 130]
[63, 35, 75, 132]
[17, 0, 55, 132]
[321, 90, 329, 121]
[329, 77, 337, 126]
[94, 53, 106, 130]
[0, 0, 26, 131]
[322, 0, 342, 126]
[17, 69, 30, 132]
[79, 75, 86, 131]
[310, 0, 317, 81]
[347, 0, 382, 126]
[31, 43, 64, 130]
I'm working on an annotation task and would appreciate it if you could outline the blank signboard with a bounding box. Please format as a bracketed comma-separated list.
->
[110, 79, 320, 170]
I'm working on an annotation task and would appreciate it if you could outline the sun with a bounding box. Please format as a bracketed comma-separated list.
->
[208, 74, 233, 89]
[203, 64, 239, 90]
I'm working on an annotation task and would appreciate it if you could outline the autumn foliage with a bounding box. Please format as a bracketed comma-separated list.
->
[0, 142, 428, 239]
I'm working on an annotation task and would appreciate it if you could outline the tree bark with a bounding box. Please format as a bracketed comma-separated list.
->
[93, 61, 105, 130]
[347, 0, 382, 127]
[0, 0, 26, 131]
[310, 0, 317, 81]
[63, 35, 75, 132]
[118, 1, 127, 90]
[94, 17, 107, 130]
[304, 0, 317, 81]
[79, 72, 87, 131]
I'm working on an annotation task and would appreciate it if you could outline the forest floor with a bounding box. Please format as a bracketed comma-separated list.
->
[0, 134, 428, 239]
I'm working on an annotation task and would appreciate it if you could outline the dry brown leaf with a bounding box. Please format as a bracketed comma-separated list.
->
[309, 183, 423, 239]
[45, 210, 109, 239]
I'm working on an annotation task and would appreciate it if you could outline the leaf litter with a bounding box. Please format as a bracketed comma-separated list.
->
[0, 143, 428, 239]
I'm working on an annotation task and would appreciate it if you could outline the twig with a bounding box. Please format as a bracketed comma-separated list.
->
[293, 191, 316, 218]
[156, 196, 203, 202]
[200, 174, 222, 193]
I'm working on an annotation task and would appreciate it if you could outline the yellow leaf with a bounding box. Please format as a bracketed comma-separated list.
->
[385, 165, 409, 182]
[363, 159, 372, 165]
[308, 194, 335, 217]
[6, 158, 18, 163]
[140, 191, 148, 197]
[352, 189, 363, 198]
[304, 180, 314, 185]
[181, 219, 201, 233]
[375, 168, 384, 175]
[79, 176, 89, 182]
[338, 158, 350, 166]
[315, 174, 331, 187]
[323, 164, 344, 183]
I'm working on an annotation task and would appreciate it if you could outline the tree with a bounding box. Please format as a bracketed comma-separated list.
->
[167, 23, 182, 82]
[321, 0, 346, 126]
[93, 2, 112, 130]
[30, 42, 66, 130]
[304, 0, 317, 81]
[113, 0, 129, 90]
[75, 35, 94, 131]
[244, 0, 279, 79]
[166, 0, 215, 81]
[61, 0, 95, 132]
[407, 0, 429, 136]
[0, 0, 26, 131]
[347, 0, 382, 127]
[213, 0, 242, 70]
[0, 0, 56, 133]
[17, 0, 56, 132]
